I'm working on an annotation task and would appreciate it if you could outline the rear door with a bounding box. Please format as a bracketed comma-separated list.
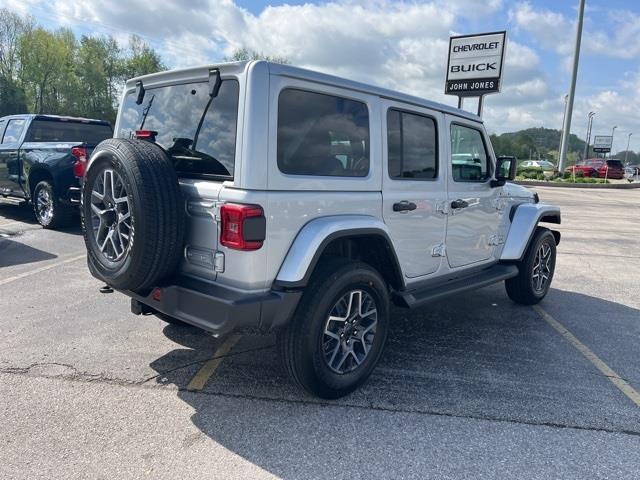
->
[382, 101, 447, 278]
[115, 76, 240, 281]
[445, 115, 501, 268]
[0, 117, 27, 196]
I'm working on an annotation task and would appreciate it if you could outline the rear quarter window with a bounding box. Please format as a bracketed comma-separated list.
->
[277, 88, 370, 177]
[26, 120, 113, 144]
[118, 79, 239, 179]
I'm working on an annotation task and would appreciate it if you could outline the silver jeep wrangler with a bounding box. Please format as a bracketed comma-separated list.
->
[81, 61, 560, 399]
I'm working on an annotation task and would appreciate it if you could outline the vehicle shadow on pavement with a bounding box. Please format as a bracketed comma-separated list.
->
[0, 203, 82, 234]
[0, 203, 38, 225]
[147, 287, 640, 479]
[0, 238, 57, 267]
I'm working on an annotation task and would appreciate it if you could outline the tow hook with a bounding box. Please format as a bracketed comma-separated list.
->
[99, 284, 114, 294]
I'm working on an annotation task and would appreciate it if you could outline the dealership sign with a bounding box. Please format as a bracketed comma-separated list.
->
[445, 31, 507, 97]
[592, 135, 613, 153]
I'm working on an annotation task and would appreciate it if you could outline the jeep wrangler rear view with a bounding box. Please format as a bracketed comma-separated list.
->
[81, 61, 561, 399]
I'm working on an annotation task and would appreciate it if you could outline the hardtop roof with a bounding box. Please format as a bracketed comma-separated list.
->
[126, 60, 481, 122]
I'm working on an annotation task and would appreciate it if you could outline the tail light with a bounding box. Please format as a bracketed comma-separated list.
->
[71, 146, 88, 178]
[220, 203, 266, 251]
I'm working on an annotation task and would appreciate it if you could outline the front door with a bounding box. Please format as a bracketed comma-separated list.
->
[0, 117, 27, 196]
[382, 102, 447, 278]
[445, 116, 501, 268]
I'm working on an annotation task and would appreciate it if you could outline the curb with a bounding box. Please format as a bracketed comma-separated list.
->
[516, 180, 640, 189]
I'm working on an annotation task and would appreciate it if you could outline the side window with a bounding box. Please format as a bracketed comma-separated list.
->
[2, 119, 26, 144]
[277, 89, 370, 177]
[0, 120, 5, 141]
[450, 124, 491, 182]
[387, 109, 437, 180]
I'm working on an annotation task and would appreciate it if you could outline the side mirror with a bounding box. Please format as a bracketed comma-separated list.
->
[491, 156, 517, 187]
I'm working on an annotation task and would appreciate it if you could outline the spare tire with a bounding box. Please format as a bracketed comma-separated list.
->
[81, 138, 185, 292]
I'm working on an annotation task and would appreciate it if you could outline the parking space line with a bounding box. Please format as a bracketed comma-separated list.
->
[0, 254, 86, 287]
[186, 334, 242, 392]
[533, 304, 640, 408]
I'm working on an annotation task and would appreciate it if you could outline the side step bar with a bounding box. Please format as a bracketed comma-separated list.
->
[394, 264, 518, 309]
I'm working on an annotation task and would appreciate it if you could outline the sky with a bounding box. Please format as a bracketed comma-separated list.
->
[5, 0, 640, 153]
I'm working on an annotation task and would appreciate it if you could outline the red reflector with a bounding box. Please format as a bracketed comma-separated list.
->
[71, 146, 87, 178]
[135, 130, 158, 141]
[220, 203, 264, 251]
[152, 288, 162, 301]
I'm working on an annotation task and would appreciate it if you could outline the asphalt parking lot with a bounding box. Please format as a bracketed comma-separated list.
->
[1, 187, 639, 479]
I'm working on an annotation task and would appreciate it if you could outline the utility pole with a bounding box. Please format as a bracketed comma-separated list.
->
[559, 0, 586, 172]
[625, 133, 632, 164]
[583, 111, 595, 160]
[610, 125, 617, 158]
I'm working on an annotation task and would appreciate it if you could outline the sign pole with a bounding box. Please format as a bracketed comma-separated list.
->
[477, 96, 484, 117]
[458, 97, 464, 109]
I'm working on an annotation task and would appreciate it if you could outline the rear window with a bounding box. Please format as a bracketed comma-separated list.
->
[26, 120, 113, 144]
[118, 79, 239, 179]
[277, 89, 370, 177]
[607, 160, 623, 168]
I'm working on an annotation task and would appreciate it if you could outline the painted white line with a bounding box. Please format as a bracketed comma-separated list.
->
[0, 254, 86, 287]
[187, 334, 242, 392]
[533, 304, 640, 408]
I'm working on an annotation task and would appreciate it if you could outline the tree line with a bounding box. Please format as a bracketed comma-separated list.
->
[0, 8, 165, 125]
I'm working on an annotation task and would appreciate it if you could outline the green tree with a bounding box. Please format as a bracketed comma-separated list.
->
[0, 74, 27, 115]
[0, 8, 33, 80]
[122, 35, 165, 79]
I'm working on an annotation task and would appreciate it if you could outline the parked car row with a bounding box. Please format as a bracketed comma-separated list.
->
[0, 114, 113, 227]
[564, 159, 626, 179]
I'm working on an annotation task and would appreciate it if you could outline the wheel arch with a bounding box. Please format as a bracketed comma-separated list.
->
[501, 203, 561, 261]
[273, 215, 405, 291]
[27, 166, 54, 199]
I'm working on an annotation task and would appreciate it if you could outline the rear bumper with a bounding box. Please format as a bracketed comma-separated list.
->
[125, 275, 302, 336]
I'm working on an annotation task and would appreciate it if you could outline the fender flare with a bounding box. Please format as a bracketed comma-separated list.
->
[274, 215, 404, 289]
[501, 203, 561, 261]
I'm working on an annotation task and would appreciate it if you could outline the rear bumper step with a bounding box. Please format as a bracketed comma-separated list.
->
[394, 264, 518, 309]
[125, 275, 302, 336]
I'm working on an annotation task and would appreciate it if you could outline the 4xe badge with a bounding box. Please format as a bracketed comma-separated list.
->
[445, 31, 507, 97]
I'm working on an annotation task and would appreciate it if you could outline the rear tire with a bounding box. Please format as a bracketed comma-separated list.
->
[277, 258, 390, 399]
[32, 180, 74, 229]
[505, 228, 556, 305]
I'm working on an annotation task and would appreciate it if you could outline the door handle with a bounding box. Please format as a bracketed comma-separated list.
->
[393, 201, 417, 212]
[450, 199, 469, 209]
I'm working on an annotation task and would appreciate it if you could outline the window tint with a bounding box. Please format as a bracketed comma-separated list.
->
[387, 110, 437, 180]
[26, 120, 113, 144]
[118, 80, 239, 178]
[277, 89, 369, 177]
[450, 124, 490, 182]
[2, 119, 26, 144]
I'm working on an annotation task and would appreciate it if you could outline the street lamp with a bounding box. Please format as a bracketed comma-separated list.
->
[625, 133, 633, 164]
[583, 111, 595, 160]
[611, 126, 617, 158]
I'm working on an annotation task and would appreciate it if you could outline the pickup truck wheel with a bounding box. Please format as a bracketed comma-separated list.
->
[81, 138, 185, 292]
[278, 259, 389, 399]
[32, 180, 73, 229]
[505, 228, 556, 305]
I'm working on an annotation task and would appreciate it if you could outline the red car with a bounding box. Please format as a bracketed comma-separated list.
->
[565, 159, 626, 179]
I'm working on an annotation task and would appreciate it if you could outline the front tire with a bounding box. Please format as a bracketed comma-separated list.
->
[505, 228, 556, 305]
[32, 180, 73, 229]
[278, 259, 390, 399]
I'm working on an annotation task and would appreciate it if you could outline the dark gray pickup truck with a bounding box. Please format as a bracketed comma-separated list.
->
[0, 114, 113, 228]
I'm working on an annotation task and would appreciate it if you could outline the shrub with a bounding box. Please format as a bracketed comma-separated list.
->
[575, 170, 584, 178]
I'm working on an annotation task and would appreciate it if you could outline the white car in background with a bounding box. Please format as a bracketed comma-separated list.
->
[520, 160, 557, 171]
